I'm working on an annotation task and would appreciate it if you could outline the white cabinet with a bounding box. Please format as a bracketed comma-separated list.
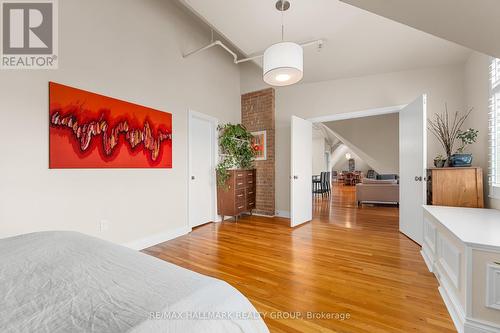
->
[422, 206, 500, 333]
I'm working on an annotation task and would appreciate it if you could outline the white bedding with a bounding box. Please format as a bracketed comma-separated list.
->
[0, 231, 269, 333]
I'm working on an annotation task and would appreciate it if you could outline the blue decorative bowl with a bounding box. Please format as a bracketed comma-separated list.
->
[450, 154, 472, 167]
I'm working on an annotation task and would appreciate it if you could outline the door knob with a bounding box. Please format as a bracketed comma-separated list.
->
[191, 176, 195, 180]
[293, 175, 299, 179]
[414, 176, 422, 181]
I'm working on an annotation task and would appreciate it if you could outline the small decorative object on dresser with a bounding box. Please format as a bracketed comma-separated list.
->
[433, 154, 446, 168]
[217, 169, 256, 221]
[426, 167, 484, 208]
[449, 127, 478, 167]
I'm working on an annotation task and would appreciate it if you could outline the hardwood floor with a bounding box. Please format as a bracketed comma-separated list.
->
[144, 184, 455, 333]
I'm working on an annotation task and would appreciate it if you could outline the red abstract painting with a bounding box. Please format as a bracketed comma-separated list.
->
[49, 82, 172, 168]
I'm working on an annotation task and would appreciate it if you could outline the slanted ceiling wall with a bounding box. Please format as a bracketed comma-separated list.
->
[0, 0, 241, 245]
[324, 113, 399, 174]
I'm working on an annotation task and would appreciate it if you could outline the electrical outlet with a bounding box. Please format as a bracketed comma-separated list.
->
[99, 220, 109, 232]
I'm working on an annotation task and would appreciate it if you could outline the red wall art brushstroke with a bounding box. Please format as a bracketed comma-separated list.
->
[49, 82, 172, 168]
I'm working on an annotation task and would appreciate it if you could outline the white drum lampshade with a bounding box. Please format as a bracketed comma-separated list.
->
[263, 42, 303, 86]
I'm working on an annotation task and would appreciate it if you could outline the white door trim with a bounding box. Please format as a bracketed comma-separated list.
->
[297, 103, 418, 231]
[284, 105, 407, 223]
[307, 104, 406, 124]
[188, 110, 219, 228]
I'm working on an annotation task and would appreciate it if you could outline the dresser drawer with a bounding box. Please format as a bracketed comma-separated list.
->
[235, 178, 246, 189]
[235, 171, 246, 179]
[246, 191, 256, 209]
[235, 189, 245, 200]
[235, 202, 246, 213]
[246, 177, 255, 186]
[247, 200, 256, 209]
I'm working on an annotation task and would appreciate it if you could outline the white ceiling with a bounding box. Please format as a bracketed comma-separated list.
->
[180, 0, 472, 83]
[341, 0, 500, 59]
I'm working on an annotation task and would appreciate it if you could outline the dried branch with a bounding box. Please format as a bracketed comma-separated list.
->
[427, 105, 473, 159]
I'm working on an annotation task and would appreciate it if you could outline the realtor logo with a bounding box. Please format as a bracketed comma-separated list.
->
[1, 0, 58, 69]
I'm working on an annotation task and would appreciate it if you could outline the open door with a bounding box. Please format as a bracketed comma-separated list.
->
[399, 95, 427, 245]
[291, 116, 313, 227]
[189, 111, 217, 228]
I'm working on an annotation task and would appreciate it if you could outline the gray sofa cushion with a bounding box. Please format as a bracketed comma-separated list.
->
[361, 178, 397, 184]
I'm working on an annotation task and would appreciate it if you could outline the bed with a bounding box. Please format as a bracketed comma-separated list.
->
[0, 231, 269, 333]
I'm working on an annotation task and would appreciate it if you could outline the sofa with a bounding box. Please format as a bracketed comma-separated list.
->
[355, 178, 399, 206]
[376, 174, 399, 180]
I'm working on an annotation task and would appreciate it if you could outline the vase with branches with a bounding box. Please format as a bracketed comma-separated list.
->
[427, 105, 473, 166]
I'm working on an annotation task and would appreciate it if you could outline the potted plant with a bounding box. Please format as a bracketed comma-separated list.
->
[216, 123, 256, 187]
[427, 105, 473, 167]
[433, 154, 446, 168]
[449, 128, 478, 167]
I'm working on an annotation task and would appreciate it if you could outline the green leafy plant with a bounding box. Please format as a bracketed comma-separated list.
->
[216, 124, 256, 187]
[456, 128, 478, 153]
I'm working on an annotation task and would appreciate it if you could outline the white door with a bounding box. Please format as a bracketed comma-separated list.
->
[399, 95, 427, 245]
[291, 116, 313, 227]
[189, 111, 216, 227]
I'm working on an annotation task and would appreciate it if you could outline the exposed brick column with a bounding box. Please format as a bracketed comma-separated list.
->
[241, 88, 275, 216]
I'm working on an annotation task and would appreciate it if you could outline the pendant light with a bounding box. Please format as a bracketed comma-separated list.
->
[263, 0, 303, 87]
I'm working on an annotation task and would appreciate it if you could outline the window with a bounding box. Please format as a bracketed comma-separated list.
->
[490, 58, 500, 198]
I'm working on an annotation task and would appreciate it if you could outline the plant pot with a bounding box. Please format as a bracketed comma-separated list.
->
[450, 153, 473, 167]
[433, 159, 446, 168]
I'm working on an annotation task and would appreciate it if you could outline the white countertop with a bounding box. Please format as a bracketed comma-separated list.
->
[423, 205, 500, 249]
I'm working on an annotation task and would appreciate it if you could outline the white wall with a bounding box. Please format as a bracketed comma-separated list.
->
[330, 145, 371, 174]
[325, 113, 399, 174]
[256, 64, 466, 213]
[312, 137, 327, 175]
[464, 52, 500, 209]
[0, 0, 241, 244]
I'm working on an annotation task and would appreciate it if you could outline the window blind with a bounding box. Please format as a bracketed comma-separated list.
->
[491, 58, 500, 89]
[489, 58, 500, 197]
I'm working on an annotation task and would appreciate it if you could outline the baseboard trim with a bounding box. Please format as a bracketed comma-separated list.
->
[465, 318, 500, 333]
[123, 226, 191, 250]
[252, 213, 275, 218]
[275, 210, 290, 218]
[420, 249, 434, 273]
[438, 285, 465, 333]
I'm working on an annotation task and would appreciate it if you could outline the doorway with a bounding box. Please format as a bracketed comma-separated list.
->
[188, 110, 218, 228]
[291, 96, 427, 244]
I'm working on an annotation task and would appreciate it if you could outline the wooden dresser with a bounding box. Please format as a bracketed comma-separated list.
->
[217, 169, 256, 221]
[426, 167, 484, 208]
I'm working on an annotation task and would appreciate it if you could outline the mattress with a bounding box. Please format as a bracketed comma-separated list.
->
[0, 231, 269, 333]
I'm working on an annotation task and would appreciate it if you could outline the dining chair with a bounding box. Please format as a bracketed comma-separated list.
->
[344, 172, 354, 186]
[331, 170, 338, 182]
[337, 172, 345, 184]
[312, 175, 321, 194]
[366, 170, 376, 179]
[320, 172, 327, 196]
[325, 171, 331, 195]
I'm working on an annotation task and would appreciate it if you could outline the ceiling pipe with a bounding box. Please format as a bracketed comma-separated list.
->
[183, 39, 324, 64]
